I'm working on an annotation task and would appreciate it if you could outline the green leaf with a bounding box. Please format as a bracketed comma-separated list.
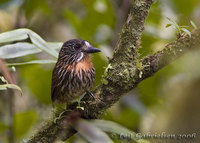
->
[14, 111, 37, 139]
[0, 29, 29, 43]
[165, 24, 172, 28]
[166, 17, 179, 29]
[0, 85, 7, 90]
[181, 28, 191, 37]
[0, 122, 8, 132]
[0, 84, 22, 95]
[179, 26, 189, 28]
[0, 42, 62, 59]
[47, 42, 63, 50]
[101, 78, 108, 85]
[0, 76, 8, 84]
[0, 76, 22, 95]
[6, 60, 57, 66]
[1, 84, 22, 94]
[26, 29, 59, 58]
[74, 119, 113, 143]
[91, 119, 138, 142]
[0, 28, 59, 58]
[0, 43, 40, 59]
[190, 20, 197, 29]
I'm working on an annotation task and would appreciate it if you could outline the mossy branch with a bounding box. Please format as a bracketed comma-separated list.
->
[28, 0, 200, 142]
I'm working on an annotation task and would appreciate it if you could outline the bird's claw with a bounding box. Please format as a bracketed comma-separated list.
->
[87, 90, 100, 102]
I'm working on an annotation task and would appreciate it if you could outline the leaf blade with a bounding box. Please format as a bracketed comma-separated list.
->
[26, 29, 59, 58]
[74, 119, 114, 143]
[0, 28, 59, 58]
[165, 24, 172, 28]
[166, 17, 179, 29]
[91, 120, 136, 140]
[0, 29, 29, 43]
[6, 60, 57, 66]
[0, 42, 62, 59]
[0, 42, 40, 59]
[91, 119, 150, 142]
[181, 28, 191, 37]
[0, 76, 22, 95]
[190, 20, 197, 29]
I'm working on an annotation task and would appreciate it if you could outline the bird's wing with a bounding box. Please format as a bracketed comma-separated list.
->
[51, 65, 61, 104]
[51, 63, 72, 104]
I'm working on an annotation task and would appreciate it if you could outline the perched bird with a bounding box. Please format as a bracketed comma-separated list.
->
[51, 39, 101, 106]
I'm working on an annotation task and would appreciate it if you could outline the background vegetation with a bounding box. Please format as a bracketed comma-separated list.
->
[0, 0, 200, 143]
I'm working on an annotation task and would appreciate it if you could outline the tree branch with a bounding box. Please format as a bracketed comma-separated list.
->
[28, 0, 200, 142]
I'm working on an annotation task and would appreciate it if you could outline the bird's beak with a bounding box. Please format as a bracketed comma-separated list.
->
[82, 47, 101, 53]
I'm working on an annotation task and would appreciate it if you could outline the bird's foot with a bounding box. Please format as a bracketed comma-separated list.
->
[86, 90, 100, 102]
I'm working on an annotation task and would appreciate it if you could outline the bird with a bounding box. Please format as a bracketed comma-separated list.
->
[51, 39, 101, 107]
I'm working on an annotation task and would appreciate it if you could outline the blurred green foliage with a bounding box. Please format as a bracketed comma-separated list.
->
[20, 65, 52, 104]
[24, 0, 51, 18]
[173, 0, 199, 15]
[146, 1, 162, 25]
[63, 0, 115, 41]
[0, 0, 200, 142]
[13, 110, 37, 138]
[0, 0, 11, 5]
[0, 122, 8, 132]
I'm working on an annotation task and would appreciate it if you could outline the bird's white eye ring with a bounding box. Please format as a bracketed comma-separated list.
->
[85, 41, 91, 47]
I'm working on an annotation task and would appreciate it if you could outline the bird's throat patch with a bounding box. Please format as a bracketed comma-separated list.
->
[75, 55, 93, 72]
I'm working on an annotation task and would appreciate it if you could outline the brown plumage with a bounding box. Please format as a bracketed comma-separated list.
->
[51, 39, 101, 105]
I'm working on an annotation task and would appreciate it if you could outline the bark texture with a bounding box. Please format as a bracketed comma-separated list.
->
[28, 0, 200, 142]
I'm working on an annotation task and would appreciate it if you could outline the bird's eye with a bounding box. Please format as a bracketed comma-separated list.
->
[74, 44, 80, 51]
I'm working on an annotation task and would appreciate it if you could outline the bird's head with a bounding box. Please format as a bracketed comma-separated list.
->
[59, 39, 101, 63]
